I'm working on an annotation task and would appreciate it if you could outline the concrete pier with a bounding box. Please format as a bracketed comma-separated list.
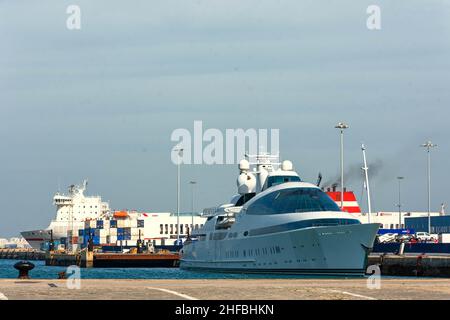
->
[0, 249, 45, 260]
[368, 254, 450, 277]
[45, 250, 94, 268]
[0, 278, 449, 300]
[42, 251, 450, 277]
[45, 251, 178, 268]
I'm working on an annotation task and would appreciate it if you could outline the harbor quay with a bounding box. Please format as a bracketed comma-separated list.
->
[0, 249, 45, 261]
[0, 278, 449, 300]
[43, 252, 450, 277]
[6, 250, 450, 278]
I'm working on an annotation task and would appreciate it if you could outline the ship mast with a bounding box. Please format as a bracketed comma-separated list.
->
[361, 144, 372, 223]
[245, 152, 280, 193]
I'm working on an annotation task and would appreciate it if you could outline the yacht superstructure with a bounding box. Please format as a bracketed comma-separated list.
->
[180, 153, 380, 275]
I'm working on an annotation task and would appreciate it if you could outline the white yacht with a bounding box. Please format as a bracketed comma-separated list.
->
[180, 154, 380, 275]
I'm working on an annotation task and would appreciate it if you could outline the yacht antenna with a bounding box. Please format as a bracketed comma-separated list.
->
[361, 144, 372, 223]
[316, 172, 322, 187]
[82, 179, 88, 192]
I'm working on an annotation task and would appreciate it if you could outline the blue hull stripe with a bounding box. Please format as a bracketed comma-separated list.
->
[248, 218, 361, 237]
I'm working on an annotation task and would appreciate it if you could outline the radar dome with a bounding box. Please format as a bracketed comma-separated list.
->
[239, 159, 250, 171]
[281, 160, 293, 171]
[237, 172, 256, 195]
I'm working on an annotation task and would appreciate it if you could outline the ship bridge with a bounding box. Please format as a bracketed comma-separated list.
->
[53, 194, 73, 205]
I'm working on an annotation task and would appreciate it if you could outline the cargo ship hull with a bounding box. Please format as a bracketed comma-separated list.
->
[20, 229, 53, 250]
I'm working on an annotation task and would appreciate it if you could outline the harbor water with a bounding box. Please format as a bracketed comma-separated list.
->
[0, 259, 364, 280]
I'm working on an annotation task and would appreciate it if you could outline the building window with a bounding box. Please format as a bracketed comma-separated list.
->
[160, 224, 163, 234]
[180, 224, 184, 234]
[165, 224, 168, 234]
[170, 224, 173, 234]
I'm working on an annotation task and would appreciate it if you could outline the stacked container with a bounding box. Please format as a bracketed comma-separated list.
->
[117, 228, 124, 241]
[123, 227, 131, 240]
[85, 220, 97, 229]
[75, 216, 148, 248]
[96, 220, 104, 229]
[110, 220, 117, 228]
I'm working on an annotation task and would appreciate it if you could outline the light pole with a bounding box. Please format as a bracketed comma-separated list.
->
[189, 181, 196, 232]
[361, 144, 372, 223]
[397, 176, 404, 228]
[174, 145, 184, 242]
[421, 141, 437, 234]
[335, 122, 349, 209]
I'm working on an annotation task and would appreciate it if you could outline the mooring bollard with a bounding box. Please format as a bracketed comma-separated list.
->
[137, 239, 143, 254]
[14, 261, 35, 279]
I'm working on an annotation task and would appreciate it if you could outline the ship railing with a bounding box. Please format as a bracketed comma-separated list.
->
[245, 152, 281, 166]
[223, 206, 242, 215]
[203, 205, 242, 217]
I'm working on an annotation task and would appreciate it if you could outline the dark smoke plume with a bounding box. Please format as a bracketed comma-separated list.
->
[322, 159, 384, 188]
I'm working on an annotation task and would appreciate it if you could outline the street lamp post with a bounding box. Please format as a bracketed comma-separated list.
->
[361, 144, 372, 223]
[421, 141, 437, 234]
[335, 122, 349, 209]
[397, 176, 404, 228]
[189, 181, 196, 233]
[174, 145, 184, 242]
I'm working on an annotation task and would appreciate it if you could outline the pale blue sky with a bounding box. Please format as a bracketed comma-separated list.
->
[1, 1, 449, 237]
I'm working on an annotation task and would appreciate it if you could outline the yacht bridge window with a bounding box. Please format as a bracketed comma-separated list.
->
[246, 187, 341, 215]
[265, 176, 301, 189]
[235, 193, 256, 206]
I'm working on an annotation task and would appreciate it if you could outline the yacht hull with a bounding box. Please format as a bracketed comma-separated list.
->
[180, 223, 379, 276]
